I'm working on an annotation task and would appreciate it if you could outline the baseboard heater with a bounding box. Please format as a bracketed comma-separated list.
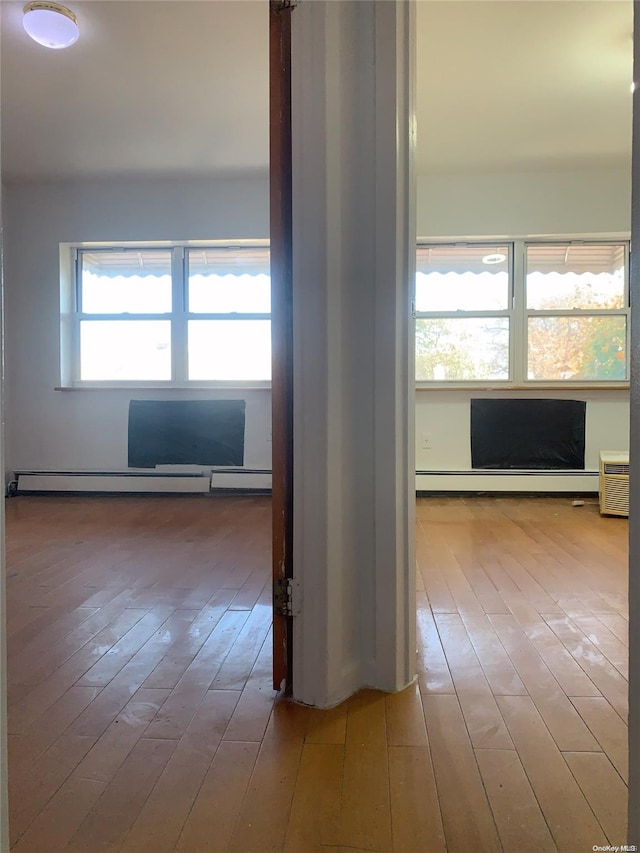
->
[13, 469, 273, 495]
[13, 469, 596, 496]
[13, 471, 211, 495]
[210, 469, 272, 491]
[416, 470, 599, 493]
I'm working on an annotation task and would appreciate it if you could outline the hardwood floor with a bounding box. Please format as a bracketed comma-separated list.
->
[5, 494, 629, 852]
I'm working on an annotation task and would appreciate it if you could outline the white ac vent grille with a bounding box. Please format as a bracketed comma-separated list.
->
[603, 463, 630, 476]
[599, 452, 629, 517]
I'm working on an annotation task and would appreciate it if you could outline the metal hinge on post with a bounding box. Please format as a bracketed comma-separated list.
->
[274, 577, 301, 616]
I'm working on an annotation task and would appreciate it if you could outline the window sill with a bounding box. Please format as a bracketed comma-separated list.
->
[415, 383, 630, 392]
[56, 382, 272, 391]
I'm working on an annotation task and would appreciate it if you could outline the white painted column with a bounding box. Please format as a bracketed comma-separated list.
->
[290, 0, 416, 707]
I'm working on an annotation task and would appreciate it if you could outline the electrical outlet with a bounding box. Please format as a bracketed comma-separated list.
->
[421, 432, 432, 450]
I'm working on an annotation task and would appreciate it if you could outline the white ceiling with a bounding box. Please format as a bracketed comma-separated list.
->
[0, 0, 633, 183]
[416, 0, 633, 175]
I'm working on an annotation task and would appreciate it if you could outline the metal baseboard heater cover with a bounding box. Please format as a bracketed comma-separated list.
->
[416, 469, 599, 493]
[14, 471, 211, 494]
[13, 469, 273, 495]
[14, 469, 600, 496]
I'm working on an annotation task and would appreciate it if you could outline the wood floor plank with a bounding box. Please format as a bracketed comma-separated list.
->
[434, 613, 513, 749]
[571, 696, 628, 783]
[542, 613, 628, 721]
[8, 684, 102, 773]
[335, 690, 392, 852]
[385, 681, 428, 747]
[175, 741, 260, 852]
[210, 600, 272, 690]
[283, 743, 344, 852]
[8, 604, 102, 684]
[489, 614, 601, 751]
[415, 522, 458, 614]
[141, 588, 238, 689]
[223, 629, 276, 743]
[506, 597, 601, 696]
[568, 613, 628, 676]
[449, 536, 511, 614]
[72, 687, 171, 784]
[11, 776, 106, 853]
[564, 751, 627, 845]
[416, 595, 455, 695]
[10, 734, 97, 845]
[78, 607, 194, 687]
[142, 609, 249, 740]
[13, 605, 149, 688]
[228, 699, 306, 852]
[302, 704, 348, 745]
[67, 737, 178, 852]
[388, 745, 446, 853]
[497, 695, 608, 852]
[459, 611, 527, 696]
[475, 749, 557, 852]
[119, 690, 240, 852]
[421, 694, 500, 852]
[598, 613, 629, 646]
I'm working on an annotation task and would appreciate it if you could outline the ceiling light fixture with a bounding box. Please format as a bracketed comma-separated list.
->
[23, 1, 79, 49]
[482, 253, 506, 265]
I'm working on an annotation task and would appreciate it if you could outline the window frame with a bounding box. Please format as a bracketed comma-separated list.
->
[523, 240, 630, 385]
[415, 238, 631, 389]
[415, 241, 514, 384]
[62, 240, 272, 389]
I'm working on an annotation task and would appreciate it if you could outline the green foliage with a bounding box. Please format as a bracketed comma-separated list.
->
[415, 318, 508, 381]
[527, 289, 626, 381]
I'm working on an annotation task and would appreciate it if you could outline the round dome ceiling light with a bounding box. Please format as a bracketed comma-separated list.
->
[23, 2, 79, 49]
[482, 253, 506, 265]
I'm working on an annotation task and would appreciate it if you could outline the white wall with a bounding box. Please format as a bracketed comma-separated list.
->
[3, 175, 272, 477]
[417, 167, 631, 238]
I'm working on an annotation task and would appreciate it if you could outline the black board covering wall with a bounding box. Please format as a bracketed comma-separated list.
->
[470, 398, 586, 470]
[128, 400, 245, 468]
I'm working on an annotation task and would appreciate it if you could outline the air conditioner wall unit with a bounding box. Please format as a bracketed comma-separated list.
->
[599, 451, 629, 517]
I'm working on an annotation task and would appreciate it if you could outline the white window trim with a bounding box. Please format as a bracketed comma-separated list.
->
[415, 237, 631, 390]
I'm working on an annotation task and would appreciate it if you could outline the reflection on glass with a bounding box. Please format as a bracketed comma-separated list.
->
[188, 320, 271, 381]
[80, 321, 171, 380]
[416, 318, 509, 381]
[527, 316, 627, 381]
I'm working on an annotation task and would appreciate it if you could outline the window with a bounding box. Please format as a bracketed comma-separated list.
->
[415, 244, 511, 382]
[70, 244, 271, 385]
[525, 243, 627, 382]
[415, 240, 629, 386]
